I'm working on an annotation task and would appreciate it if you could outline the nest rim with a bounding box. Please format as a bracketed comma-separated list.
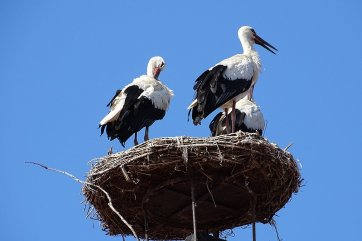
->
[83, 132, 301, 240]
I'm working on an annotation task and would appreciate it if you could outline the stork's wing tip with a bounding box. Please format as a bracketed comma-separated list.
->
[100, 124, 106, 136]
[193, 118, 202, 126]
[187, 99, 198, 110]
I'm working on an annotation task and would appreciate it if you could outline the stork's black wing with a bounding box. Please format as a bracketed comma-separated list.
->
[106, 89, 122, 107]
[102, 85, 144, 144]
[209, 110, 247, 136]
[209, 112, 223, 136]
[190, 65, 252, 125]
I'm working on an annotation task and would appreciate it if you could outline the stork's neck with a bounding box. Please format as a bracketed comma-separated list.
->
[240, 39, 254, 55]
[147, 64, 154, 78]
[239, 38, 261, 69]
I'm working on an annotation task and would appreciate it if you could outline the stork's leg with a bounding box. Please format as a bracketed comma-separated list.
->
[224, 108, 230, 134]
[231, 100, 236, 133]
[134, 132, 139, 146]
[144, 126, 149, 141]
[248, 85, 255, 101]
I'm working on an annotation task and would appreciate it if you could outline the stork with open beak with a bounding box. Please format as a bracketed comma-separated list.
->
[188, 26, 277, 133]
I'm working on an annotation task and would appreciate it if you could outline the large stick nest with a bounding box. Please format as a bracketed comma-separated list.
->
[83, 132, 301, 240]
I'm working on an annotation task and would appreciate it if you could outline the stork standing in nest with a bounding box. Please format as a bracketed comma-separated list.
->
[99, 56, 174, 147]
[188, 26, 277, 133]
[209, 97, 265, 136]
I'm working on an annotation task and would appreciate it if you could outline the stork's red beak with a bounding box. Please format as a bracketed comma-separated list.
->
[254, 34, 278, 54]
[153, 67, 161, 79]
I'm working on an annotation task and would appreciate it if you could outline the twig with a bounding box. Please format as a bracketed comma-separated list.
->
[284, 143, 293, 151]
[25, 162, 84, 184]
[206, 178, 217, 208]
[25, 161, 140, 241]
[107, 146, 113, 155]
[85, 206, 94, 219]
[270, 219, 282, 241]
[120, 165, 131, 182]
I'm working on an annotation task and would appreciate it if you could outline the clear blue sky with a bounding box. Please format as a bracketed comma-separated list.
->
[1, 1, 361, 240]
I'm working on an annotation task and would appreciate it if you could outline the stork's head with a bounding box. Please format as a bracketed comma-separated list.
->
[147, 56, 166, 79]
[238, 26, 278, 54]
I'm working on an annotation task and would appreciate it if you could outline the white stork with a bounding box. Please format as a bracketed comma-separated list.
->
[209, 97, 265, 136]
[99, 56, 174, 147]
[188, 26, 276, 133]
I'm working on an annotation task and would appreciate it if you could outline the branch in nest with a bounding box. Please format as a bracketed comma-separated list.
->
[283, 143, 293, 151]
[25, 161, 140, 241]
[269, 219, 282, 241]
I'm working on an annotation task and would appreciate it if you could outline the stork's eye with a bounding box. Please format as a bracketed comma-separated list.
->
[160, 62, 165, 67]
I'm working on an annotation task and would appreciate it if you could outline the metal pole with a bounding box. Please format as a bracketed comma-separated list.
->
[144, 210, 149, 241]
[191, 180, 197, 241]
[252, 222, 256, 241]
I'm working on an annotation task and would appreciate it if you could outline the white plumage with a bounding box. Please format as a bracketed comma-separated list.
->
[218, 54, 257, 83]
[99, 76, 173, 126]
[188, 26, 276, 133]
[99, 93, 126, 126]
[99, 56, 173, 147]
[136, 76, 173, 111]
[209, 97, 265, 136]
[219, 53, 261, 108]
[238, 99, 265, 131]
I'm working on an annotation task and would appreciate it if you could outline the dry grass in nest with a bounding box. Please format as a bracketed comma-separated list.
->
[83, 132, 301, 240]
